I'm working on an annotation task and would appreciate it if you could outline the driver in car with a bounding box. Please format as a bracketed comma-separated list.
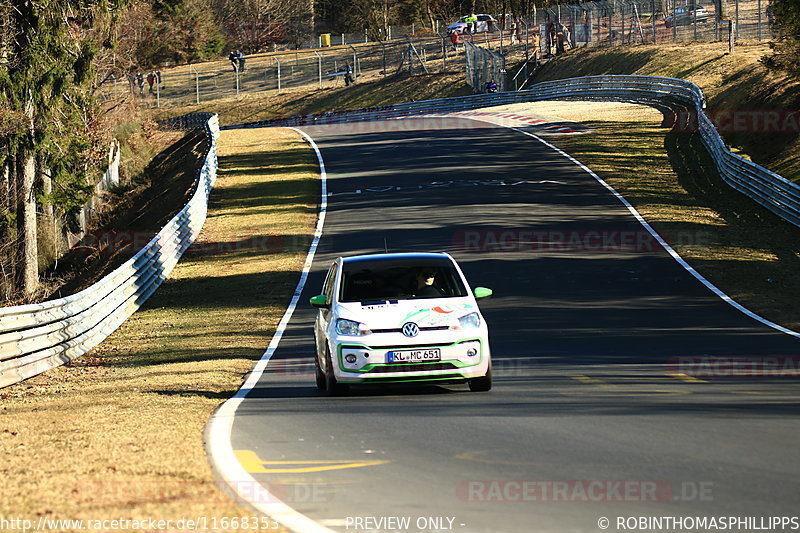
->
[414, 269, 443, 298]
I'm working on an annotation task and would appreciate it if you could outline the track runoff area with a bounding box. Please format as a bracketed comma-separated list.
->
[212, 116, 800, 533]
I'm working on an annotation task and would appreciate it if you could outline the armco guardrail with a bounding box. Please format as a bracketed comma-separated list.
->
[225, 75, 799, 229]
[0, 113, 220, 388]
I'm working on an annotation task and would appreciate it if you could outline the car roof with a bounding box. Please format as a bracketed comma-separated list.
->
[341, 252, 453, 264]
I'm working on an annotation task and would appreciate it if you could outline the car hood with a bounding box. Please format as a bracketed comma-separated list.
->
[336, 299, 477, 328]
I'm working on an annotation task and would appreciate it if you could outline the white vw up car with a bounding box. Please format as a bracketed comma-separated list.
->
[310, 252, 493, 395]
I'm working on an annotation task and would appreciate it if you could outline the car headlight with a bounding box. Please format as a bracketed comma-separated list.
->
[336, 318, 371, 336]
[458, 312, 481, 329]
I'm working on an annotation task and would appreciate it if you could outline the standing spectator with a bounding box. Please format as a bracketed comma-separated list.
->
[228, 51, 239, 72]
[155, 70, 162, 90]
[135, 72, 144, 96]
[465, 12, 478, 34]
[146, 71, 155, 94]
[449, 29, 462, 50]
[344, 63, 354, 86]
[236, 50, 246, 71]
[509, 20, 518, 44]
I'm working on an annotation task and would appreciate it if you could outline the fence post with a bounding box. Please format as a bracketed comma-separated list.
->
[729, 20, 735, 53]
[651, 0, 657, 43]
[442, 36, 447, 73]
[275, 58, 281, 92]
[349, 45, 359, 79]
[380, 41, 387, 78]
[190, 66, 200, 104]
[757, 0, 762, 40]
[313, 50, 322, 88]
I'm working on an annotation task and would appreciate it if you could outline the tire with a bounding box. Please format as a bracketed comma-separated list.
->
[468, 365, 492, 392]
[314, 351, 326, 391]
[325, 348, 349, 396]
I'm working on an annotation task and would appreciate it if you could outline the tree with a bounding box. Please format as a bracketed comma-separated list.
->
[152, 0, 226, 63]
[0, 0, 118, 299]
[767, 0, 800, 76]
[211, 0, 312, 52]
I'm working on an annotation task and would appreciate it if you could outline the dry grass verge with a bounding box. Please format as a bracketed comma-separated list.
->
[0, 127, 318, 531]
[489, 100, 800, 332]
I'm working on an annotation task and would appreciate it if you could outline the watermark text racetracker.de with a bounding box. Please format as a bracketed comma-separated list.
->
[458, 480, 713, 503]
[667, 356, 800, 378]
[596, 516, 800, 531]
[453, 229, 711, 254]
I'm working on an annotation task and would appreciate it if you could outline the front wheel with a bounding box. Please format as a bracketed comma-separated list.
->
[325, 348, 349, 396]
[468, 365, 492, 392]
[314, 351, 326, 391]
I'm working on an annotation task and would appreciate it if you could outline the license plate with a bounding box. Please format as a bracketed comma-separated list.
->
[387, 348, 441, 363]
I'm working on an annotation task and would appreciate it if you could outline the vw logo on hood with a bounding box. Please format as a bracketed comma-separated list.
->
[401, 322, 420, 337]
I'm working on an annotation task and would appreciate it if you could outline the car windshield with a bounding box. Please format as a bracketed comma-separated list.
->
[340, 258, 468, 302]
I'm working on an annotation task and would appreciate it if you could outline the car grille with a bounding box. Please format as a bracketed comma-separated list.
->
[370, 326, 450, 334]
[366, 362, 459, 373]
[364, 342, 455, 349]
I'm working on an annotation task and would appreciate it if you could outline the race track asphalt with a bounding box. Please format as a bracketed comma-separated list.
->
[229, 117, 800, 533]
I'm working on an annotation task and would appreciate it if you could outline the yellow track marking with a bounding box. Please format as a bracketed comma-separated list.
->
[570, 374, 614, 387]
[669, 372, 709, 383]
[235, 450, 391, 474]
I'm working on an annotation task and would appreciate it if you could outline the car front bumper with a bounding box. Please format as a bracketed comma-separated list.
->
[332, 337, 490, 383]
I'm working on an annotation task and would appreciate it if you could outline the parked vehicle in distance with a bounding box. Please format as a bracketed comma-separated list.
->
[447, 14, 498, 34]
[664, 6, 710, 27]
[310, 252, 493, 396]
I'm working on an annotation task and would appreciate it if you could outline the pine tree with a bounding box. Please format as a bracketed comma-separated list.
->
[768, 0, 800, 76]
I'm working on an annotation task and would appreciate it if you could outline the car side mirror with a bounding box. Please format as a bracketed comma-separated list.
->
[473, 287, 493, 299]
[309, 294, 330, 308]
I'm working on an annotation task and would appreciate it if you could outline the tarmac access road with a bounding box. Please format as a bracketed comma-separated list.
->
[228, 117, 800, 533]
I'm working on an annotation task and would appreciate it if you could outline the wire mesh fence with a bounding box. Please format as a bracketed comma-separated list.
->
[101, 36, 460, 107]
[97, 0, 774, 107]
[465, 41, 507, 93]
[528, 0, 772, 49]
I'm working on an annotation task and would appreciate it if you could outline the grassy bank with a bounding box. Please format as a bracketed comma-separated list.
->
[530, 42, 800, 182]
[0, 127, 318, 530]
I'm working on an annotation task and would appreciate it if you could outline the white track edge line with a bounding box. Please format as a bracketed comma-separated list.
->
[204, 127, 336, 533]
[453, 114, 799, 339]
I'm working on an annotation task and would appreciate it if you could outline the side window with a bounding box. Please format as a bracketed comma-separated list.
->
[322, 263, 338, 301]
